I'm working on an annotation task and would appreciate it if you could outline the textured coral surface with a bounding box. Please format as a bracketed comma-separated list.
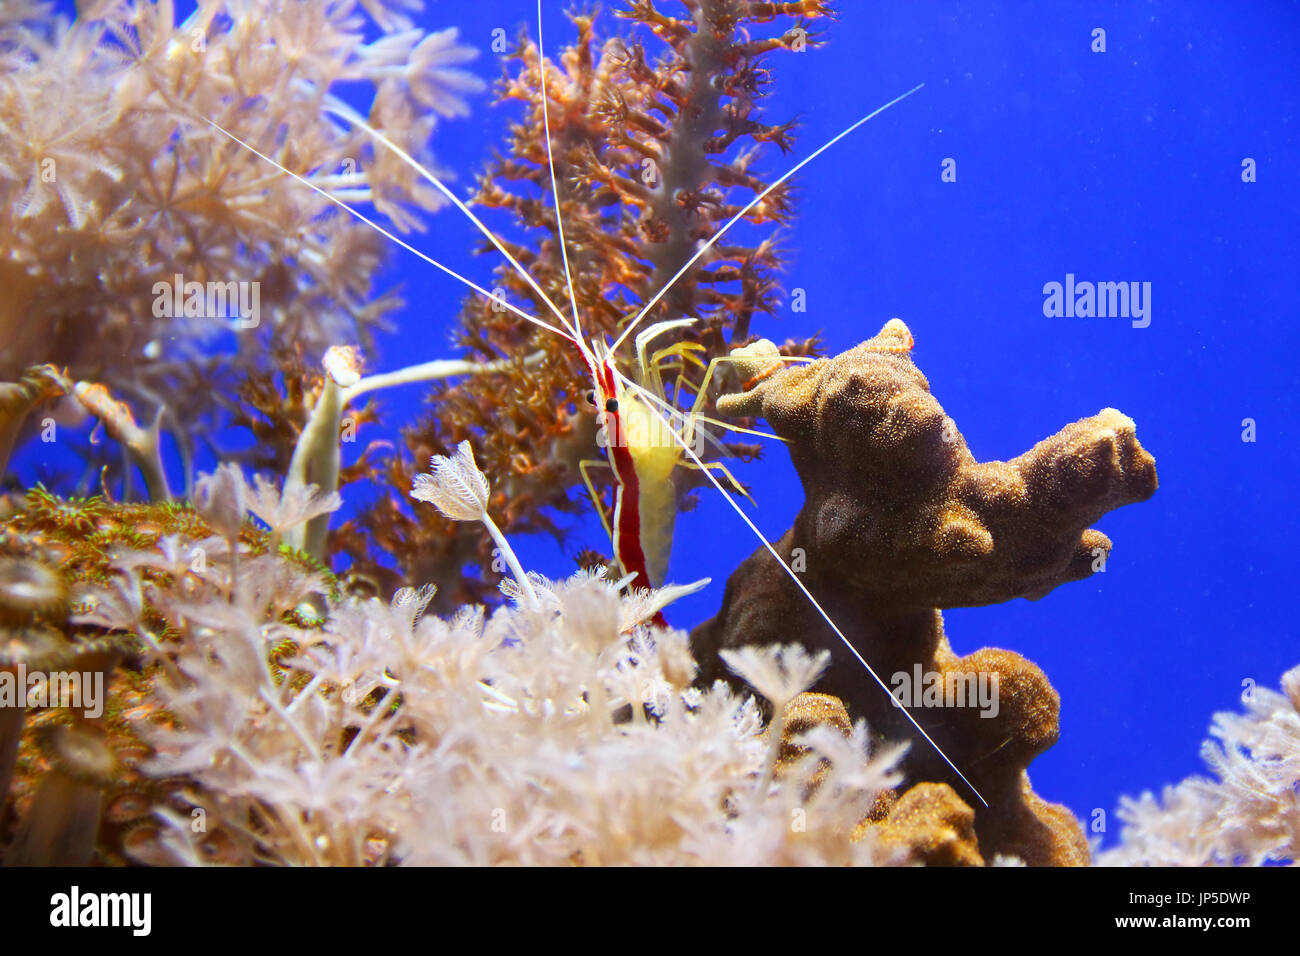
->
[694, 318, 1158, 864]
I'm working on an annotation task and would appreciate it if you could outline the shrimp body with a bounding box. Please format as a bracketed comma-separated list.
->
[588, 347, 683, 592]
[606, 384, 679, 590]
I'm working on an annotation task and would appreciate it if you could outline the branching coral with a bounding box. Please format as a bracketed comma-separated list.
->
[339, 4, 830, 606]
[1098, 665, 1300, 867]
[693, 318, 1160, 865]
[0, 0, 481, 488]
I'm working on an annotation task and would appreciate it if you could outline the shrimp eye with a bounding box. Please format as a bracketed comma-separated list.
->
[605, 398, 619, 413]
[584, 390, 596, 406]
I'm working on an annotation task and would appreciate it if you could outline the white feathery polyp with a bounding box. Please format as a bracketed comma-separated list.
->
[407, 27, 486, 118]
[247, 472, 342, 535]
[722, 644, 833, 798]
[193, 463, 250, 539]
[721, 644, 830, 710]
[411, 440, 536, 606]
[412, 440, 490, 521]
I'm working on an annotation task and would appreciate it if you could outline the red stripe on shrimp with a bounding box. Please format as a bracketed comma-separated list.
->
[609, 439, 649, 589]
[596, 360, 666, 626]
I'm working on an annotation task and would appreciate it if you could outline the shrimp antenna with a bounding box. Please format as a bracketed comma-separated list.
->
[614, 370, 990, 809]
[537, 0, 584, 343]
[203, 118, 576, 344]
[318, 98, 580, 342]
[609, 82, 926, 355]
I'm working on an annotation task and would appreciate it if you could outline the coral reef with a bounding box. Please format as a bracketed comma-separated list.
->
[1098, 665, 1300, 866]
[692, 318, 1160, 865]
[2, 0, 831, 601]
[8, 2, 1276, 870]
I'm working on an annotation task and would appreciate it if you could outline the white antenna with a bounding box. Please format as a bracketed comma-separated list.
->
[609, 83, 925, 354]
[203, 118, 576, 344]
[318, 99, 580, 342]
[537, 0, 584, 343]
[208, 29, 969, 802]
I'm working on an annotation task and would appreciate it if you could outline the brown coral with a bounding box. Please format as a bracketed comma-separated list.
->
[871, 782, 985, 867]
[693, 318, 1158, 865]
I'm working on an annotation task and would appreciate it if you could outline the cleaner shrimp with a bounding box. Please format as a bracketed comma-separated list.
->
[205, 3, 985, 807]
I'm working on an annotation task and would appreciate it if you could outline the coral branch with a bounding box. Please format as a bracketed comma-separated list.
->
[696, 319, 1158, 864]
[72, 382, 171, 501]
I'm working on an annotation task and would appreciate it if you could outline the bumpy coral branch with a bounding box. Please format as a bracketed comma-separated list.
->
[695, 318, 1159, 865]
[717, 319, 1158, 608]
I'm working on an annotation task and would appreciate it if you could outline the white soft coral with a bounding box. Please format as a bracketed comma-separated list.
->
[1099, 665, 1300, 866]
[92, 524, 905, 865]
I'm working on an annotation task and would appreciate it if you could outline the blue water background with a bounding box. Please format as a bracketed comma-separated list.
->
[20, 1, 1300, 844]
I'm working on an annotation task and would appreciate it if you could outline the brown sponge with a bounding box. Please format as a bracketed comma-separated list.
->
[695, 319, 1157, 864]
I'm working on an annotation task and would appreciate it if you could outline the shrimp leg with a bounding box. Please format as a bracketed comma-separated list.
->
[578, 458, 615, 546]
